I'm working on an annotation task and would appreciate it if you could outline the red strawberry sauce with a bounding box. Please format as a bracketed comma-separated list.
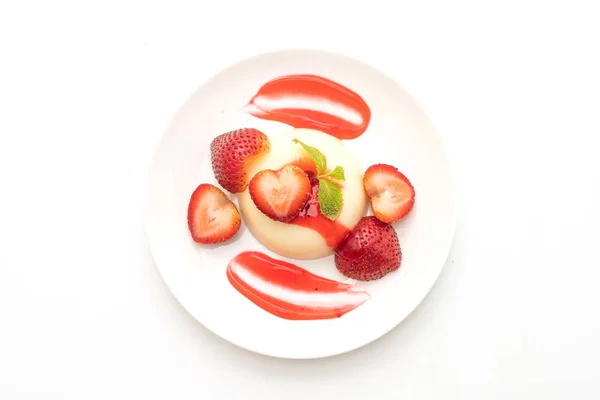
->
[290, 178, 350, 249]
[227, 74, 373, 319]
[227, 251, 370, 320]
[245, 74, 371, 140]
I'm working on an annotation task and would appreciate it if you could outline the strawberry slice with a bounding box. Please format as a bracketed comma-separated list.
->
[187, 183, 241, 244]
[249, 164, 311, 222]
[363, 164, 415, 224]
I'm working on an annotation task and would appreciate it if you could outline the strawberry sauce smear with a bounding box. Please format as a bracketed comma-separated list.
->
[290, 178, 350, 249]
[245, 74, 371, 140]
[227, 251, 370, 320]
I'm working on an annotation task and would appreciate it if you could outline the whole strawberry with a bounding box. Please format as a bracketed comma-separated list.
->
[334, 216, 401, 281]
[210, 128, 270, 193]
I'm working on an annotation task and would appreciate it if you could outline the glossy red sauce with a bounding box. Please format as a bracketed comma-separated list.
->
[290, 178, 350, 249]
[245, 74, 371, 140]
[227, 251, 370, 320]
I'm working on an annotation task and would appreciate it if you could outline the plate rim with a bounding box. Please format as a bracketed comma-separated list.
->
[143, 47, 458, 359]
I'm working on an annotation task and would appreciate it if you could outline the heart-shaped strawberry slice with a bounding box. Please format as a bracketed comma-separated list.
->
[248, 164, 311, 223]
[187, 184, 241, 244]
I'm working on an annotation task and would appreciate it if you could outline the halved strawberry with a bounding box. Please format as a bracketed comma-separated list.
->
[363, 164, 415, 224]
[210, 128, 270, 193]
[249, 164, 311, 222]
[335, 216, 402, 281]
[187, 184, 241, 244]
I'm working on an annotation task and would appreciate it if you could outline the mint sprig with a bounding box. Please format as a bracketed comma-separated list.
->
[292, 139, 326, 175]
[293, 139, 345, 221]
[317, 179, 344, 221]
[322, 166, 345, 181]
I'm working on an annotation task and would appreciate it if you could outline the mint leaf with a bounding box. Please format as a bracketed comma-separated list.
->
[293, 139, 326, 175]
[323, 166, 345, 181]
[292, 138, 344, 220]
[318, 178, 343, 221]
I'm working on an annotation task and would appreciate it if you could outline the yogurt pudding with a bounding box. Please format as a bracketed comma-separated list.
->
[239, 128, 368, 259]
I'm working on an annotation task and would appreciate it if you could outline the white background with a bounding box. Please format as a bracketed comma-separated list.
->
[1, 0, 599, 398]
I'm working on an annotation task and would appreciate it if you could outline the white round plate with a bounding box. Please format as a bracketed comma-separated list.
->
[144, 49, 456, 359]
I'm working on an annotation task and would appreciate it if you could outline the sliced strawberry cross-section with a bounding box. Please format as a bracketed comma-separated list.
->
[363, 164, 415, 224]
[249, 164, 311, 223]
[187, 183, 241, 244]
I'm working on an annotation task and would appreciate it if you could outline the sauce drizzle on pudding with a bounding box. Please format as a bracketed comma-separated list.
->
[290, 178, 350, 249]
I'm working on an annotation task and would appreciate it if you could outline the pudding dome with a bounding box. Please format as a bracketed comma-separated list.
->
[239, 128, 368, 259]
